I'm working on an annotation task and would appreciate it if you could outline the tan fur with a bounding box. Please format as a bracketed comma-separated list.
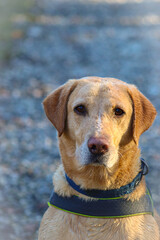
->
[39, 77, 159, 240]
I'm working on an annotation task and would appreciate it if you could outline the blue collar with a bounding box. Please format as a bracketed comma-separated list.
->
[65, 159, 148, 198]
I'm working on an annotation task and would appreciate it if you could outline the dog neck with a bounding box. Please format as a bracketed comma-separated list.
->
[65, 159, 147, 198]
[60, 139, 140, 186]
[55, 139, 146, 201]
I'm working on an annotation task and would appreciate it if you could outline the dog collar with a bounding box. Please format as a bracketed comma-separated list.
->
[48, 159, 153, 218]
[48, 188, 153, 218]
[65, 159, 148, 198]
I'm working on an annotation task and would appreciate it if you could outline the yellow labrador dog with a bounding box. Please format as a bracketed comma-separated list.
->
[39, 77, 160, 240]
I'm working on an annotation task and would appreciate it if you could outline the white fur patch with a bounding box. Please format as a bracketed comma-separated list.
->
[53, 165, 74, 197]
[106, 151, 119, 169]
[75, 138, 90, 166]
[95, 113, 102, 134]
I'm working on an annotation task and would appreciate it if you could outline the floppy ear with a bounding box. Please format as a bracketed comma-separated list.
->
[128, 85, 157, 144]
[43, 80, 78, 137]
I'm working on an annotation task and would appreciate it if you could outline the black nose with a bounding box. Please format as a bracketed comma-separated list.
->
[88, 137, 109, 155]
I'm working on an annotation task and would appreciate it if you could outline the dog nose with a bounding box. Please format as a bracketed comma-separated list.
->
[88, 137, 109, 155]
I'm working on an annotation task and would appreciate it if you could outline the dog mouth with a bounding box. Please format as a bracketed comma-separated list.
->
[86, 154, 107, 166]
[83, 151, 119, 170]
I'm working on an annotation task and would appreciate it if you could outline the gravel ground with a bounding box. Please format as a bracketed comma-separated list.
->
[0, 0, 160, 239]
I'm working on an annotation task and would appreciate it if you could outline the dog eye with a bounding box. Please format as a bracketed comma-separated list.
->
[74, 105, 87, 116]
[114, 108, 125, 116]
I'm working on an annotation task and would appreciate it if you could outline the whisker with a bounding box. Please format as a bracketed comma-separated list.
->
[118, 151, 123, 158]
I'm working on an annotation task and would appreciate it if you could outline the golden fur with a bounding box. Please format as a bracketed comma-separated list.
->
[39, 77, 160, 240]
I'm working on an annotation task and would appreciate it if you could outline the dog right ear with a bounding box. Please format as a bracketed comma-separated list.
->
[43, 80, 78, 137]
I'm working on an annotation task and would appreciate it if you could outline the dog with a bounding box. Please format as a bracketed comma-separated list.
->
[38, 77, 160, 240]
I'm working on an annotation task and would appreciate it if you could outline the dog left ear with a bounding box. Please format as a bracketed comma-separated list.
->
[128, 85, 157, 145]
[43, 80, 78, 137]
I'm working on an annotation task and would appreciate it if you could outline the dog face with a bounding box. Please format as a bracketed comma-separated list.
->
[66, 78, 133, 169]
[43, 77, 156, 186]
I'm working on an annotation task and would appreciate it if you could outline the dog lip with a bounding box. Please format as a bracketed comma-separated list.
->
[87, 154, 106, 166]
[85, 161, 106, 167]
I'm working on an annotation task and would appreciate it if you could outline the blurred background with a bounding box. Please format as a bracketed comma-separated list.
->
[0, 0, 160, 239]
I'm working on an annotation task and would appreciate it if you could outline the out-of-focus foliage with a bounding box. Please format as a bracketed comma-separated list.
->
[0, 0, 32, 64]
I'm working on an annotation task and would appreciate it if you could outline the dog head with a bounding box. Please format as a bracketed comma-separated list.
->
[43, 77, 156, 188]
